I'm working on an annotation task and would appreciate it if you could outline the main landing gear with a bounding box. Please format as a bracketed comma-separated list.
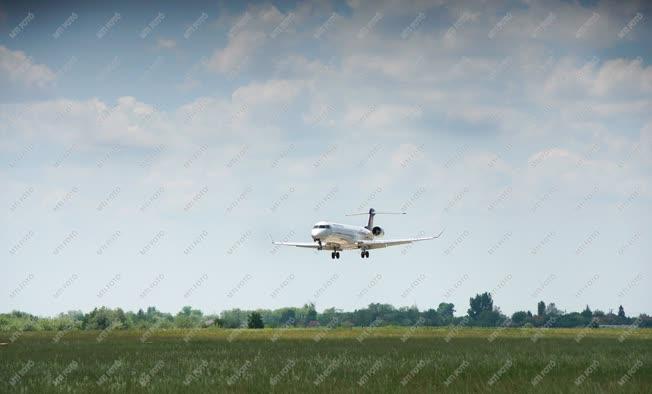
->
[360, 250, 369, 258]
[331, 251, 340, 259]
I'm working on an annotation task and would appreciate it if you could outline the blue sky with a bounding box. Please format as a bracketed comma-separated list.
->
[1, 0, 650, 317]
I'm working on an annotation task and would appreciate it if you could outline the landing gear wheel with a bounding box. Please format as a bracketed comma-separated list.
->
[331, 252, 335, 259]
[364, 251, 369, 258]
[361, 251, 365, 258]
[335, 252, 340, 259]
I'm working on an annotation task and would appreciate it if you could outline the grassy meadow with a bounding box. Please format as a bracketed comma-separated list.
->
[1, 327, 650, 393]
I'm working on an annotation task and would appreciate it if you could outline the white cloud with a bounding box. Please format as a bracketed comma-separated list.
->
[1, 1, 648, 203]
[206, 2, 315, 75]
[275, 55, 335, 78]
[255, 3, 284, 25]
[0, 45, 56, 87]
[544, 57, 652, 98]
[0, 90, 293, 154]
[232, 79, 306, 105]
[592, 58, 652, 96]
[343, 104, 422, 129]
[342, 54, 417, 80]
[205, 30, 266, 74]
[156, 39, 177, 49]
[1, 97, 169, 148]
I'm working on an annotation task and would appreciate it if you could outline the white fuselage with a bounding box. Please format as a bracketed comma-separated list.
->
[310, 221, 374, 250]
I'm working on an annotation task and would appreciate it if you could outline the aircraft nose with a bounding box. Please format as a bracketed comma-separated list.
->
[311, 228, 325, 240]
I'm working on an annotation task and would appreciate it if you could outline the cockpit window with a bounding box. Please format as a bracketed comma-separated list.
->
[314, 225, 331, 229]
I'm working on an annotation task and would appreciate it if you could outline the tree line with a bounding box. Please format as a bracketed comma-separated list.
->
[1, 292, 650, 331]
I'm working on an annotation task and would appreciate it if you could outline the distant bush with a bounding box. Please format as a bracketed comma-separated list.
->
[247, 312, 264, 329]
[0, 296, 647, 331]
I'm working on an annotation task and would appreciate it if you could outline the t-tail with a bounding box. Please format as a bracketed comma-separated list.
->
[346, 208, 406, 230]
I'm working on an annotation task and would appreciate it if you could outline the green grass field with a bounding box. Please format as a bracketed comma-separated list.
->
[1, 327, 650, 393]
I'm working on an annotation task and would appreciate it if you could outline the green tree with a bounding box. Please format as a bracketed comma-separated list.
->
[476, 310, 502, 327]
[592, 309, 605, 325]
[557, 312, 586, 327]
[220, 309, 247, 328]
[146, 306, 161, 321]
[397, 306, 420, 325]
[537, 301, 546, 317]
[545, 303, 561, 316]
[437, 303, 455, 323]
[468, 292, 493, 320]
[319, 307, 341, 326]
[511, 311, 528, 326]
[305, 303, 318, 325]
[422, 308, 440, 326]
[248, 312, 264, 329]
[280, 309, 296, 325]
[115, 308, 128, 328]
[174, 306, 203, 328]
[83, 307, 115, 330]
[618, 305, 626, 320]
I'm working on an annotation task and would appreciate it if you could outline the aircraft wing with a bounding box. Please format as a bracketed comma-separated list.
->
[272, 240, 354, 250]
[272, 241, 321, 249]
[358, 230, 444, 250]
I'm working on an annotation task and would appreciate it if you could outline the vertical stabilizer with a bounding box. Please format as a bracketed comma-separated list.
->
[366, 208, 376, 230]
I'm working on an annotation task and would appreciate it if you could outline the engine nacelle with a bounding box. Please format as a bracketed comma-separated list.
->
[371, 226, 384, 237]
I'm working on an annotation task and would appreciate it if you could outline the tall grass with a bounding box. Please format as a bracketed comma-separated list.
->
[1, 328, 650, 393]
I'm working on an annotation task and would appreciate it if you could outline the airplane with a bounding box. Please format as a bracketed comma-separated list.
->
[272, 208, 443, 259]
